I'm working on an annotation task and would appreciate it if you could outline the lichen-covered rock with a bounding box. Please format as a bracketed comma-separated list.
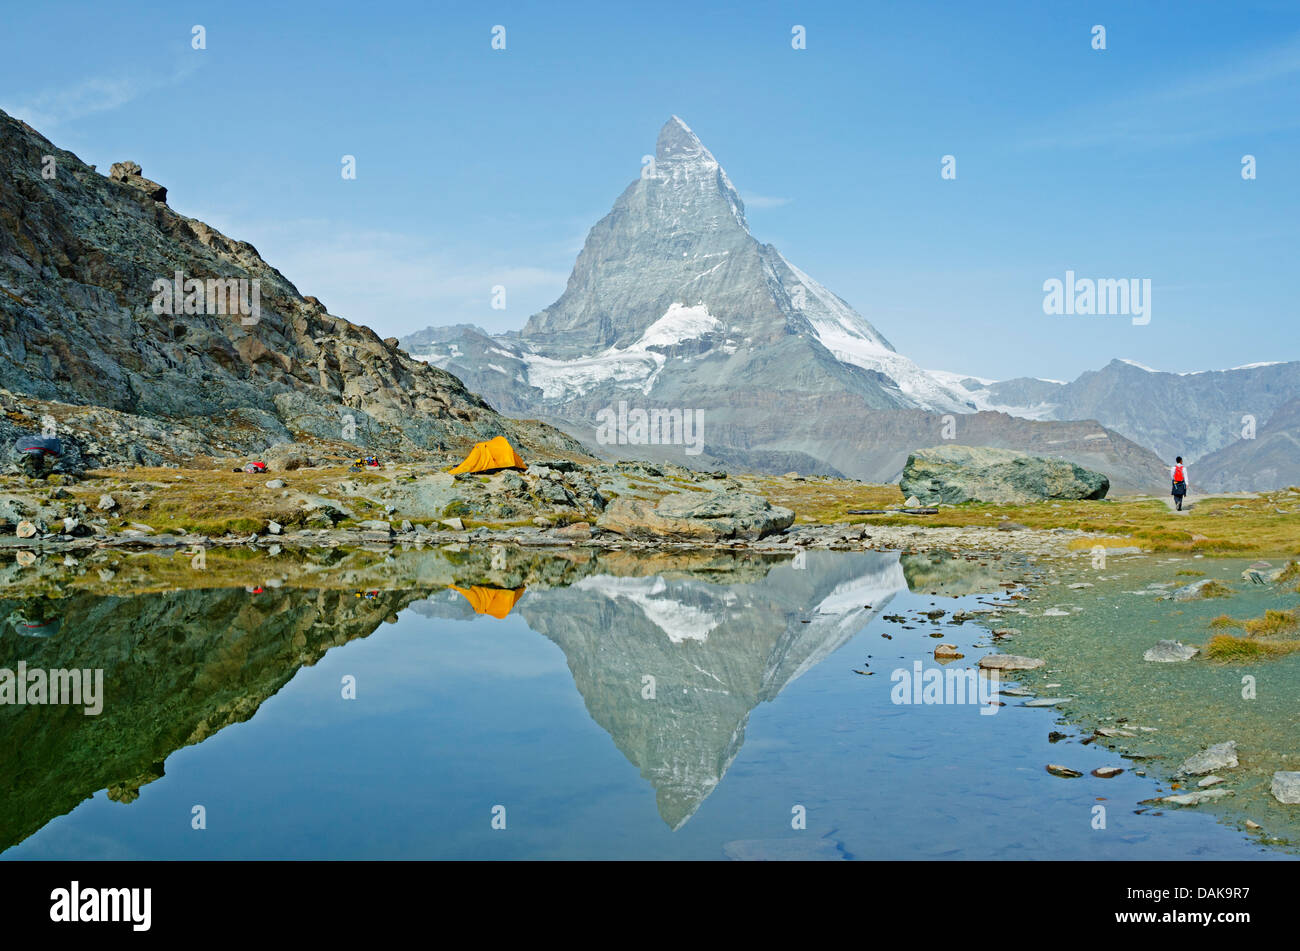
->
[596, 491, 793, 541]
[900, 445, 1110, 505]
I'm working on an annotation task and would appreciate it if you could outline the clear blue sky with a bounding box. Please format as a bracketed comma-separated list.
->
[4, 0, 1298, 381]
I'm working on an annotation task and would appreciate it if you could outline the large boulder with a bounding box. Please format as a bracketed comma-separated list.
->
[263, 442, 317, 472]
[596, 491, 794, 541]
[900, 446, 1110, 505]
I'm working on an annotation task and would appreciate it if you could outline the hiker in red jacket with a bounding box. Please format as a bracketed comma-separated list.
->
[1171, 456, 1188, 511]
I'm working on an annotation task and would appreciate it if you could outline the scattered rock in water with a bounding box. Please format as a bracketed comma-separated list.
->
[1092, 767, 1124, 779]
[1197, 775, 1225, 788]
[1144, 639, 1199, 662]
[1095, 727, 1136, 738]
[992, 628, 1019, 639]
[1168, 579, 1221, 601]
[933, 644, 964, 660]
[1046, 764, 1083, 778]
[1024, 697, 1071, 707]
[1178, 741, 1239, 775]
[1148, 789, 1233, 807]
[1272, 771, 1300, 804]
[978, 654, 1045, 671]
[1245, 819, 1263, 830]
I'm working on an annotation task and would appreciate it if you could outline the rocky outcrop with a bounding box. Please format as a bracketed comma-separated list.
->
[108, 160, 167, 203]
[899, 445, 1110, 505]
[597, 491, 794, 541]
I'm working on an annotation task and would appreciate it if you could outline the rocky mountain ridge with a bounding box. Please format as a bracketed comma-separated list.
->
[0, 108, 581, 468]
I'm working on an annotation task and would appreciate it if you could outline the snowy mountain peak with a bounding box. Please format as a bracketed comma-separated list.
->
[656, 115, 711, 162]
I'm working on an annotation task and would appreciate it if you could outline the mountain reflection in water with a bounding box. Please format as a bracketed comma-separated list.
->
[1, 547, 938, 850]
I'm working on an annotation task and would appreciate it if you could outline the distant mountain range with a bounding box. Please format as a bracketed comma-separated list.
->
[403, 117, 1296, 493]
[944, 359, 1300, 483]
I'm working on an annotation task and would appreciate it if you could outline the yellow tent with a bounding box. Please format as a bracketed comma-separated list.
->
[449, 585, 526, 619]
[448, 435, 526, 474]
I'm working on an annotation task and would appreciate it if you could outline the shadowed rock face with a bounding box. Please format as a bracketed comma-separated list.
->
[0, 108, 580, 465]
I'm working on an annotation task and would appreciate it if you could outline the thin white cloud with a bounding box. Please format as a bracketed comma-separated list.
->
[1, 61, 200, 129]
[1020, 33, 1300, 151]
[185, 214, 569, 339]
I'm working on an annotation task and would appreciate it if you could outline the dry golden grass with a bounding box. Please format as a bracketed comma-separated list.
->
[1205, 634, 1300, 661]
[1194, 580, 1235, 599]
[750, 484, 1300, 556]
[70, 465, 390, 535]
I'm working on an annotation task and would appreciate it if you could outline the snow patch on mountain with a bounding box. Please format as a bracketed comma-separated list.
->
[574, 575, 719, 643]
[522, 302, 721, 398]
[638, 303, 721, 349]
[777, 256, 972, 413]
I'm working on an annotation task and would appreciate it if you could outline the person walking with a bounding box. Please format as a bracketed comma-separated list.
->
[1171, 456, 1188, 511]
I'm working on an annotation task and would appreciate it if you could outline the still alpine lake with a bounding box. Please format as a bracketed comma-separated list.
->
[1, 546, 1293, 860]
